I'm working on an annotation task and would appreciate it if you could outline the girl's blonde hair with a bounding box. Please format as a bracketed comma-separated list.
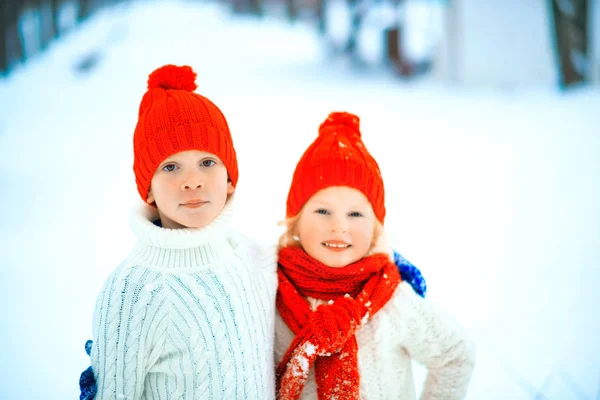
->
[277, 211, 393, 261]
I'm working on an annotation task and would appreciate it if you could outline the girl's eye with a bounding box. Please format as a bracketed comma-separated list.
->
[349, 212, 363, 217]
[316, 209, 329, 215]
[162, 164, 178, 172]
[201, 160, 216, 167]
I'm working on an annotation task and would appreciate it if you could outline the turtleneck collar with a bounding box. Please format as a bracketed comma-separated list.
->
[128, 198, 236, 270]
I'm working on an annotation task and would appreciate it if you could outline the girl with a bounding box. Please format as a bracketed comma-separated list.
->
[275, 112, 475, 400]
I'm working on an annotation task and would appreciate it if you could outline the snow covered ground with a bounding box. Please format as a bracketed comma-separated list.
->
[0, 0, 599, 398]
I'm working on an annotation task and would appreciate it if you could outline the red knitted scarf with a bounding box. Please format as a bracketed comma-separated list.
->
[276, 246, 401, 400]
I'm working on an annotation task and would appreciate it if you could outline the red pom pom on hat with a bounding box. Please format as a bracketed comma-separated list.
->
[319, 111, 361, 137]
[147, 64, 198, 92]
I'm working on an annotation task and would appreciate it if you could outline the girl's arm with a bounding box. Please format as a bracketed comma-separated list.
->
[394, 282, 475, 400]
[91, 266, 168, 400]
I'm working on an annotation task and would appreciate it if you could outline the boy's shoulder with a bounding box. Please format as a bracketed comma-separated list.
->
[227, 230, 260, 250]
[97, 258, 155, 292]
[94, 260, 171, 315]
[227, 230, 278, 275]
[228, 230, 276, 257]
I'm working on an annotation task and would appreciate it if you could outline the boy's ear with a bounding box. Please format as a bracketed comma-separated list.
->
[146, 189, 155, 205]
[227, 181, 235, 195]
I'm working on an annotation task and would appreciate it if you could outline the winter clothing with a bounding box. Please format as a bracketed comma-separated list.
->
[276, 247, 401, 399]
[274, 279, 475, 400]
[79, 340, 96, 400]
[276, 111, 474, 399]
[79, 251, 427, 399]
[285, 112, 386, 223]
[394, 251, 427, 298]
[133, 65, 238, 202]
[90, 200, 277, 399]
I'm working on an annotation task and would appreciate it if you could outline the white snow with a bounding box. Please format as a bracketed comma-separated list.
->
[304, 342, 316, 357]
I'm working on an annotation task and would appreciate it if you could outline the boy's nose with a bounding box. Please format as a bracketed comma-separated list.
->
[183, 182, 202, 190]
[181, 172, 204, 190]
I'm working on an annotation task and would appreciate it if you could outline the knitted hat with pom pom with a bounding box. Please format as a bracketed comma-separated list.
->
[133, 64, 238, 202]
[286, 111, 386, 223]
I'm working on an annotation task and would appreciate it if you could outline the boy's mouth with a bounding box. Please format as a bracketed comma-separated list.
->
[181, 199, 208, 209]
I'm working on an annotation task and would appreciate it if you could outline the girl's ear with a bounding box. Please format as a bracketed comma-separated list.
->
[227, 180, 235, 195]
[277, 216, 301, 249]
[368, 222, 393, 259]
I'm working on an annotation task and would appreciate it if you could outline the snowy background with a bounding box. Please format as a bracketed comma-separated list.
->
[0, 0, 599, 398]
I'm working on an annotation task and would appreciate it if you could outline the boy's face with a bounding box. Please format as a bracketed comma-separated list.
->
[295, 186, 376, 268]
[147, 150, 235, 229]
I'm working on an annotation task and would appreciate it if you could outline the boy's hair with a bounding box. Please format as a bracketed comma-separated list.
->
[132, 64, 238, 202]
[285, 112, 386, 224]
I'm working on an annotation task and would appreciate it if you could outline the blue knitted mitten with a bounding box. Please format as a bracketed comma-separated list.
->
[393, 250, 427, 298]
[79, 340, 96, 400]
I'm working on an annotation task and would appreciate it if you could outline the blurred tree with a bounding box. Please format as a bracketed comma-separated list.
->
[79, 0, 103, 21]
[1, 0, 26, 74]
[551, 0, 589, 87]
[286, 0, 325, 31]
[50, 0, 61, 38]
[79, 0, 89, 20]
[40, 0, 55, 49]
[232, 0, 262, 16]
[1, 1, 6, 74]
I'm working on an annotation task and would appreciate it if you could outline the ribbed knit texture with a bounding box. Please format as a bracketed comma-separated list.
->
[91, 199, 277, 400]
[286, 112, 386, 223]
[133, 65, 239, 202]
[275, 282, 475, 400]
[276, 248, 401, 400]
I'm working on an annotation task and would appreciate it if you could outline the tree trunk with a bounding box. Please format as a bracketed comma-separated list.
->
[551, 0, 589, 87]
[50, 0, 61, 39]
[3, 0, 25, 72]
[1, 0, 7, 74]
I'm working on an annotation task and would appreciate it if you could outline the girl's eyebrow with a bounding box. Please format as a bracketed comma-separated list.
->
[312, 201, 369, 209]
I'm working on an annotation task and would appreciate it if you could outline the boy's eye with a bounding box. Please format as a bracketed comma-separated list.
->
[349, 212, 363, 217]
[162, 164, 178, 172]
[316, 209, 329, 215]
[201, 160, 216, 167]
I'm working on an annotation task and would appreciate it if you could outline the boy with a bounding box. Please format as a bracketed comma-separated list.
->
[85, 64, 276, 399]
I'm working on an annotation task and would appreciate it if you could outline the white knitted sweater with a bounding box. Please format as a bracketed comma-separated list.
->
[91, 201, 277, 400]
[274, 281, 475, 400]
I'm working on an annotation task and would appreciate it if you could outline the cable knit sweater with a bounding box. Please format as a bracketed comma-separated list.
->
[274, 281, 475, 400]
[91, 201, 277, 400]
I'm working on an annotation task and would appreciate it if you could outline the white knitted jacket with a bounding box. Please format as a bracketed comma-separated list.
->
[91, 201, 277, 400]
[274, 281, 475, 400]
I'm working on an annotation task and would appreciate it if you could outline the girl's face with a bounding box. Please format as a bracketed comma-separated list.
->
[295, 186, 377, 268]
[147, 150, 234, 229]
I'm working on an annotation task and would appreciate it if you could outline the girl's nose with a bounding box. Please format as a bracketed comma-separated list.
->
[331, 218, 348, 233]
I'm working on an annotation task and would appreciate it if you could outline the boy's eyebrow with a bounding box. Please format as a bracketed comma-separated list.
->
[158, 159, 177, 167]
[158, 154, 218, 167]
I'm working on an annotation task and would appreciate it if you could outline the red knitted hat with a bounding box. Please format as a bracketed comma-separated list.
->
[133, 64, 238, 202]
[286, 111, 386, 223]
